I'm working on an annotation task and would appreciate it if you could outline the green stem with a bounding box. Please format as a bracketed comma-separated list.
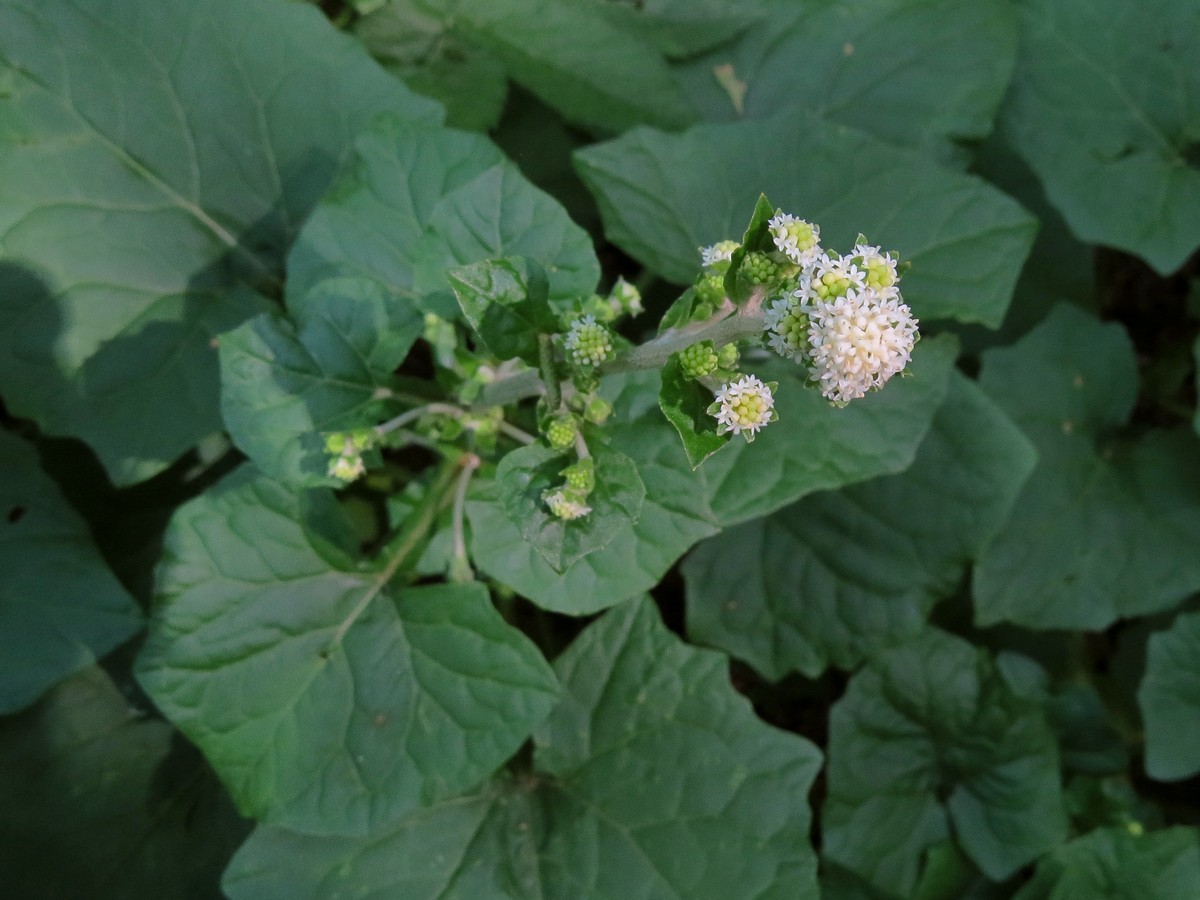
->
[328, 459, 459, 648]
[479, 303, 766, 407]
[451, 453, 481, 580]
[537, 334, 561, 411]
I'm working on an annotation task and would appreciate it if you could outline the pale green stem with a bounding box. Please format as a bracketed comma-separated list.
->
[451, 454, 481, 578]
[375, 402, 534, 445]
[479, 301, 766, 408]
[573, 430, 591, 460]
[375, 402, 463, 436]
[327, 460, 458, 649]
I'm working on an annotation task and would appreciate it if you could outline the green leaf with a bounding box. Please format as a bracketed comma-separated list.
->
[686, 372, 1035, 679]
[576, 113, 1037, 328]
[1000, 0, 1200, 274]
[1013, 826, 1200, 900]
[823, 629, 1067, 896]
[355, 0, 509, 131]
[444, 0, 697, 133]
[673, 0, 1017, 153]
[448, 257, 557, 364]
[0, 667, 249, 899]
[468, 415, 720, 614]
[286, 115, 599, 310]
[219, 277, 423, 487]
[975, 304, 1200, 629]
[0, 431, 142, 713]
[700, 333, 959, 526]
[658, 355, 731, 468]
[597, 0, 758, 59]
[0, 0, 441, 484]
[1139, 611, 1200, 780]
[224, 597, 823, 899]
[724, 192, 778, 303]
[494, 440, 646, 572]
[135, 467, 558, 835]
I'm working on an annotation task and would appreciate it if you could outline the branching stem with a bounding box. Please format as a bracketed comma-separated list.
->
[479, 301, 766, 407]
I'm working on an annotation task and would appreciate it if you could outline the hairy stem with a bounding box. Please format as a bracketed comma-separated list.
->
[478, 302, 766, 407]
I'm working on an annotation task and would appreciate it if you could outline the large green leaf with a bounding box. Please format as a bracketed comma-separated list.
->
[1013, 826, 1200, 900]
[823, 629, 1067, 896]
[0, 667, 249, 899]
[1000, 0, 1200, 275]
[0, 0, 441, 484]
[700, 334, 959, 525]
[219, 277, 423, 487]
[575, 113, 1037, 327]
[674, 0, 1017, 152]
[468, 411, 720, 614]
[686, 373, 1035, 679]
[354, 0, 509, 131]
[1138, 611, 1200, 781]
[597, 0, 758, 59]
[975, 304, 1200, 629]
[448, 256, 558, 364]
[419, 0, 698, 133]
[286, 114, 599, 309]
[224, 597, 823, 899]
[494, 440, 646, 573]
[0, 430, 142, 713]
[136, 467, 559, 835]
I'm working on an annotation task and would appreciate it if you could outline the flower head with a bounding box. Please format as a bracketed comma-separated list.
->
[563, 315, 614, 368]
[811, 252, 866, 301]
[851, 243, 900, 299]
[609, 277, 643, 317]
[763, 278, 815, 360]
[801, 288, 919, 404]
[709, 374, 777, 440]
[768, 213, 821, 266]
[545, 488, 591, 521]
[700, 240, 740, 273]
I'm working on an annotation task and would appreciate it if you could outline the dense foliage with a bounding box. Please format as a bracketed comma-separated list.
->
[2, 0, 1200, 897]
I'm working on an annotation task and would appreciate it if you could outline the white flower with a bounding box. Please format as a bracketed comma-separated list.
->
[545, 489, 591, 521]
[710, 374, 777, 439]
[811, 252, 867, 300]
[852, 243, 901, 300]
[328, 453, 366, 482]
[768, 212, 821, 266]
[802, 288, 919, 404]
[563, 315, 613, 367]
[700, 240, 739, 271]
[763, 280, 815, 360]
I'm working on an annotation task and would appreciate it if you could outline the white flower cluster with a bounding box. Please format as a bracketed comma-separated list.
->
[709, 375, 777, 440]
[700, 240, 739, 271]
[563, 315, 614, 367]
[768, 213, 821, 266]
[764, 238, 918, 404]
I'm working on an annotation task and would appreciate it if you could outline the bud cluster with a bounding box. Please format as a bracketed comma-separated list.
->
[679, 340, 720, 379]
[325, 429, 373, 482]
[543, 457, 595, 521]
[563, 315, 614, 368]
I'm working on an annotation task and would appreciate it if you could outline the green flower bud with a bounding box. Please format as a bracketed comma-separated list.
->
[679, 340, 719, 379]
[561, 458, 595, 495]
[695, 274, 726, 307]
[563, 315, 614, 368]
[741, 251, 781, 286]
[717, 343, 740, 370]
[545, 414, 578, 450]
[582, 395, 613, 425]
